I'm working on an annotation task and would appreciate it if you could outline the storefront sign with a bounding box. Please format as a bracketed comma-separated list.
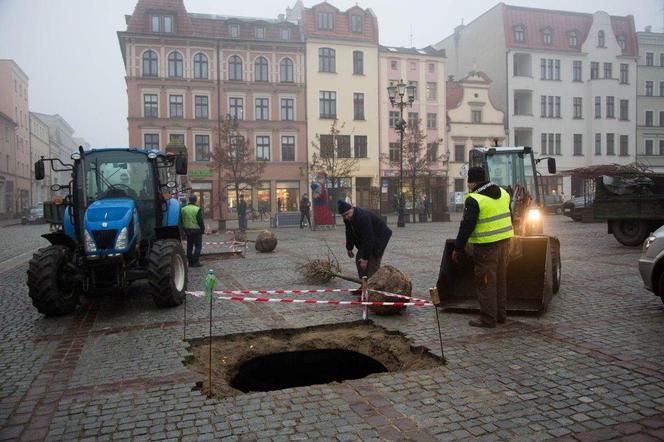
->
[189, 169, 214, 179]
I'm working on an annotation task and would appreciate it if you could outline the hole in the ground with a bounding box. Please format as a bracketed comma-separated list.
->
[184, 321, 442, 399]
[231, 349, 388, 392]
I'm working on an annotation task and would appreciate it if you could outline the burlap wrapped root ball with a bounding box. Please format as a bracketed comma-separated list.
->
[367, 265, 412, 315]
[255, 230, 278, 253]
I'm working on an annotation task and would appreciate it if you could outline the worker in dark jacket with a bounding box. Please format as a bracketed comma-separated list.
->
[181, 194, 205, 267]
[453, 167, 513, 328]
[338, 200, 392, 279]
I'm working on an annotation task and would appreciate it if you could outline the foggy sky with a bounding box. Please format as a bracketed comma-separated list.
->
[0, 0, 659, 148]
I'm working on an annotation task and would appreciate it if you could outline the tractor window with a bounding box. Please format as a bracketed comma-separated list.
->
[85, 152, 155, 203]
[485, 152, 536, 197]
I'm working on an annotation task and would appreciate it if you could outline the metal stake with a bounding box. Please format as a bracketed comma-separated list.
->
[209, 291, 212, 394]
[362, 276, 368, 321]
[429, 287, 446, 365]
[183, 290, 187, 340]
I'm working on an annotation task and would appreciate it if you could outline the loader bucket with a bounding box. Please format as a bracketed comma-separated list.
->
[436, 236, 554, 314]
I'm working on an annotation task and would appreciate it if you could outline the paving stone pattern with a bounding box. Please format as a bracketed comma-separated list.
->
[0, 217, 663, 441]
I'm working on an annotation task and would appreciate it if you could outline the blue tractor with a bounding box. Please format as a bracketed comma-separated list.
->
[29, 146, 189, 315]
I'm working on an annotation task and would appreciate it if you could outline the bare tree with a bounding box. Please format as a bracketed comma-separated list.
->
[210, 116, 267, 215]
[382, 118, 444, 222]
[310, 119, 360, 210]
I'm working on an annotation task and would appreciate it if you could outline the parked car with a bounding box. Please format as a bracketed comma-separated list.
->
[562, 196, 593, 222]
[638, 225, 664, 304]
[543, 194, 563, 215]
[21, 206, 45, 225]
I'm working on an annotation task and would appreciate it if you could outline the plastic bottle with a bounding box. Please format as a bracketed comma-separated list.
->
[204, 269, 216, 301]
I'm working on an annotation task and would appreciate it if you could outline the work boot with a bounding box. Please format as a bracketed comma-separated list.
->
[191, 262, 203, 268]
[469, 319, 496, 328]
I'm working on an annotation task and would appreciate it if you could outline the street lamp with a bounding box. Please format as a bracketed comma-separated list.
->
[387, 79, 416, 227]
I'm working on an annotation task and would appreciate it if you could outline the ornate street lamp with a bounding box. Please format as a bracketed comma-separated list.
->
[387, 79, 416, 227]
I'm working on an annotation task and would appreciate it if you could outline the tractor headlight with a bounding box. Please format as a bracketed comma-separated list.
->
[84, 230, 97, 253]
[115, 227, 128, 250]
[528, 208, 541, 222]
[644, 235, 656, 251]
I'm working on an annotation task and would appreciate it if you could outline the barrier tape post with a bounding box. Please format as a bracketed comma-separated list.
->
[183, 285, 187, 340]
[429, 287, 446, 365]
[361, 276, 368, 321]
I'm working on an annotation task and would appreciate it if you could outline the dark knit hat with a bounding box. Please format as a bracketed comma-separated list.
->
[337, 200, 352, 214]
[189, 194, 198, 203]
[467, 167, 487, 183]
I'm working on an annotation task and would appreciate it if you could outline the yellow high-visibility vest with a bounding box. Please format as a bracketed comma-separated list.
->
[181, 204, 200, 230]
[465, 187, 514, 244]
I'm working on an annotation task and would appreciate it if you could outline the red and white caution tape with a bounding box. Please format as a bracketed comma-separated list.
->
[187, 292, 432, 307]
[209, 288, 356, 296]
[367, 289, 431, 304]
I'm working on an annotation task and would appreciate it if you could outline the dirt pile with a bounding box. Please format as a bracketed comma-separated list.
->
[255, 230, 277, 252]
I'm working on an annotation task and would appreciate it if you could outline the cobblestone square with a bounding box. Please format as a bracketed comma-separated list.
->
[0, 217, 663, 441]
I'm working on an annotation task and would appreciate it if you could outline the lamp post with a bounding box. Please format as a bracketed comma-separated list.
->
[387, 79, 416, 228]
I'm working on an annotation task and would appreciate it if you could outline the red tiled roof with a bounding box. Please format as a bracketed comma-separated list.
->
[126, 0, 194, 35]
[502, 4, 636, 57]
[302, 3, 378, 44]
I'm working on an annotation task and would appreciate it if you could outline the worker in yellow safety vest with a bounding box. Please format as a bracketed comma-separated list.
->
[452, 166, 513, 328]
[181, 194, 205, 267]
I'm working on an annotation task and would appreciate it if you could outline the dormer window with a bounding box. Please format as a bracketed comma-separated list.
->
[280, 28, 290, 40]
[598, 30, 605, 47]
[317, 11, 333, 30]
[151, 15, 160, 32]
[164, 16, 172, 33]
[514, 25, 525, 42]
[569, 31, 578, 47]
[617, 35, 626, 50]
[350, 15, 363, 33]
[150, 15, 173, 33]
[543, 28, 552, 45]
[255, 26, 265, 39]
[230, 24, 240, 38]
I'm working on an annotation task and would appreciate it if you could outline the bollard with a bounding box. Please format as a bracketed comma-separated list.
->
[362, 276, 368, 321]
[429, 287, 446, 365]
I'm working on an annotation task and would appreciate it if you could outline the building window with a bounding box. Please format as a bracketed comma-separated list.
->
[660, 140, 664, 155]
[471, 110, 482, 123]
[164, 16, 173, 33]
[540, 95, 547, 117]
[573, 97, 582, 119]
[573, 134, 583, 156]
[230, 24, 240, 38]
[427, 113, 437, 129]
[426, 143, 438, 162]
[620, 64, 629, 84]
[193, 53, 208, 79]
[142, 50, 158, 77]
[646, 81, 654, 97]
[645, 140, 654, 156]
[660, 111, 664, 127]
[280, 28, 290, 40]
[555, 133, 561, 155]
[408, 112, 419, 128]
[169, 95, 183, 118]
[195, 95, 208, 119]
[280, 98, 294, 121]
[569, 31, 578, 47]
[598, 30, 605, 47]
[543, 28, 552, 45]
[353, 93, 364, 120]
[195, 135, 210, 161]
[646, 111, 654, 127]
[590, 62, 599, 79]
[454, 178, 465, 193]
[254, 57, 269, 82]
[426, 82, 437, 101]
[389, 111, 399, 128]
[619, 99, 629, 120]
[319, 48, 335, 73]
[228, 55, 243, 80]
[646, 52, 654, 66]
[352, 51, 364, 75]
[660, 81, 664, 97]
[540, 58, 560, 80]
[255, 98, 269, 121]
[388, 143, 399, 162]
[541, 96, 560, 118]
[279, 58, 294, 83]
[256, 136, 270, 160]
[454, 144, 464, 162]
[150, 15, 160, 32]
[606, 96, 615, 118]
[620, 135, 628, 156]
[391, 60, 398, 70]
[555, 96, 560, 118]
[319, 91, 336, 119]
[169, 133, 184, 146]
[168, 51, 183, 78]
[573, 60, 582, 81]
[144, 133, 159, 150]
[229, 97, 244, 120]
[255, 27, 265, 39]
[540, 133, 547, 154]
[606, 133, 615, 155]
[317, 12, 333, 30]
[603, 62, 612, 79]
[281, 136, 295, 161]
[351, 15, 363, 33]
[354, 135, 367, 158]
[595, 133, 602, 155]
[337, 135, 351, 158]
[617, 35, 626, 50]
[514, 25, 525, 42]
[143, 94, 158, 118]
[428, 63, 435, 73]
[594, 96, 601, 119]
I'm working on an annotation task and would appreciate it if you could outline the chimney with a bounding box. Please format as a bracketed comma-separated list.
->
[645, 25, 652, 32]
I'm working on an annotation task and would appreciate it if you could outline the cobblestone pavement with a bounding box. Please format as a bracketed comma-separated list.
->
[0, 217, 662, 441]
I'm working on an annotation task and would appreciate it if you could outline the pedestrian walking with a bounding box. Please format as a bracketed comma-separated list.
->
[237, 194, 247, 232]
[338, 200, 392, 279]
[181, 194, 205, 267]
[452, 167, 513, 328]
[423, 194, 431, 220]
[299, 193, 311, 229]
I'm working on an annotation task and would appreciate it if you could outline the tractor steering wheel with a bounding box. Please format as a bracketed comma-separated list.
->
[105, 184, 137, 198]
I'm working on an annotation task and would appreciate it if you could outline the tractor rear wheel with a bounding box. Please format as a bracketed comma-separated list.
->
[27, 245, 79, 316]
[147, 240, 187, 307]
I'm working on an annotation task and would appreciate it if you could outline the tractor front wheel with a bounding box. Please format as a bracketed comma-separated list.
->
[27, 245, 79, 316]
[147, 240, 188, 308]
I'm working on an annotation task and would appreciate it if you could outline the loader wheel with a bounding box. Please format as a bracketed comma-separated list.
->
[551, 238, 561, 294]
[27, 245, 79, 316]
[147, 240, 187, 308]
[612, 220, 649, 247]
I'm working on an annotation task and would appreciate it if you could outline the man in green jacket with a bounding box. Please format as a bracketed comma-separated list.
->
[181, 195, 205, 267]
